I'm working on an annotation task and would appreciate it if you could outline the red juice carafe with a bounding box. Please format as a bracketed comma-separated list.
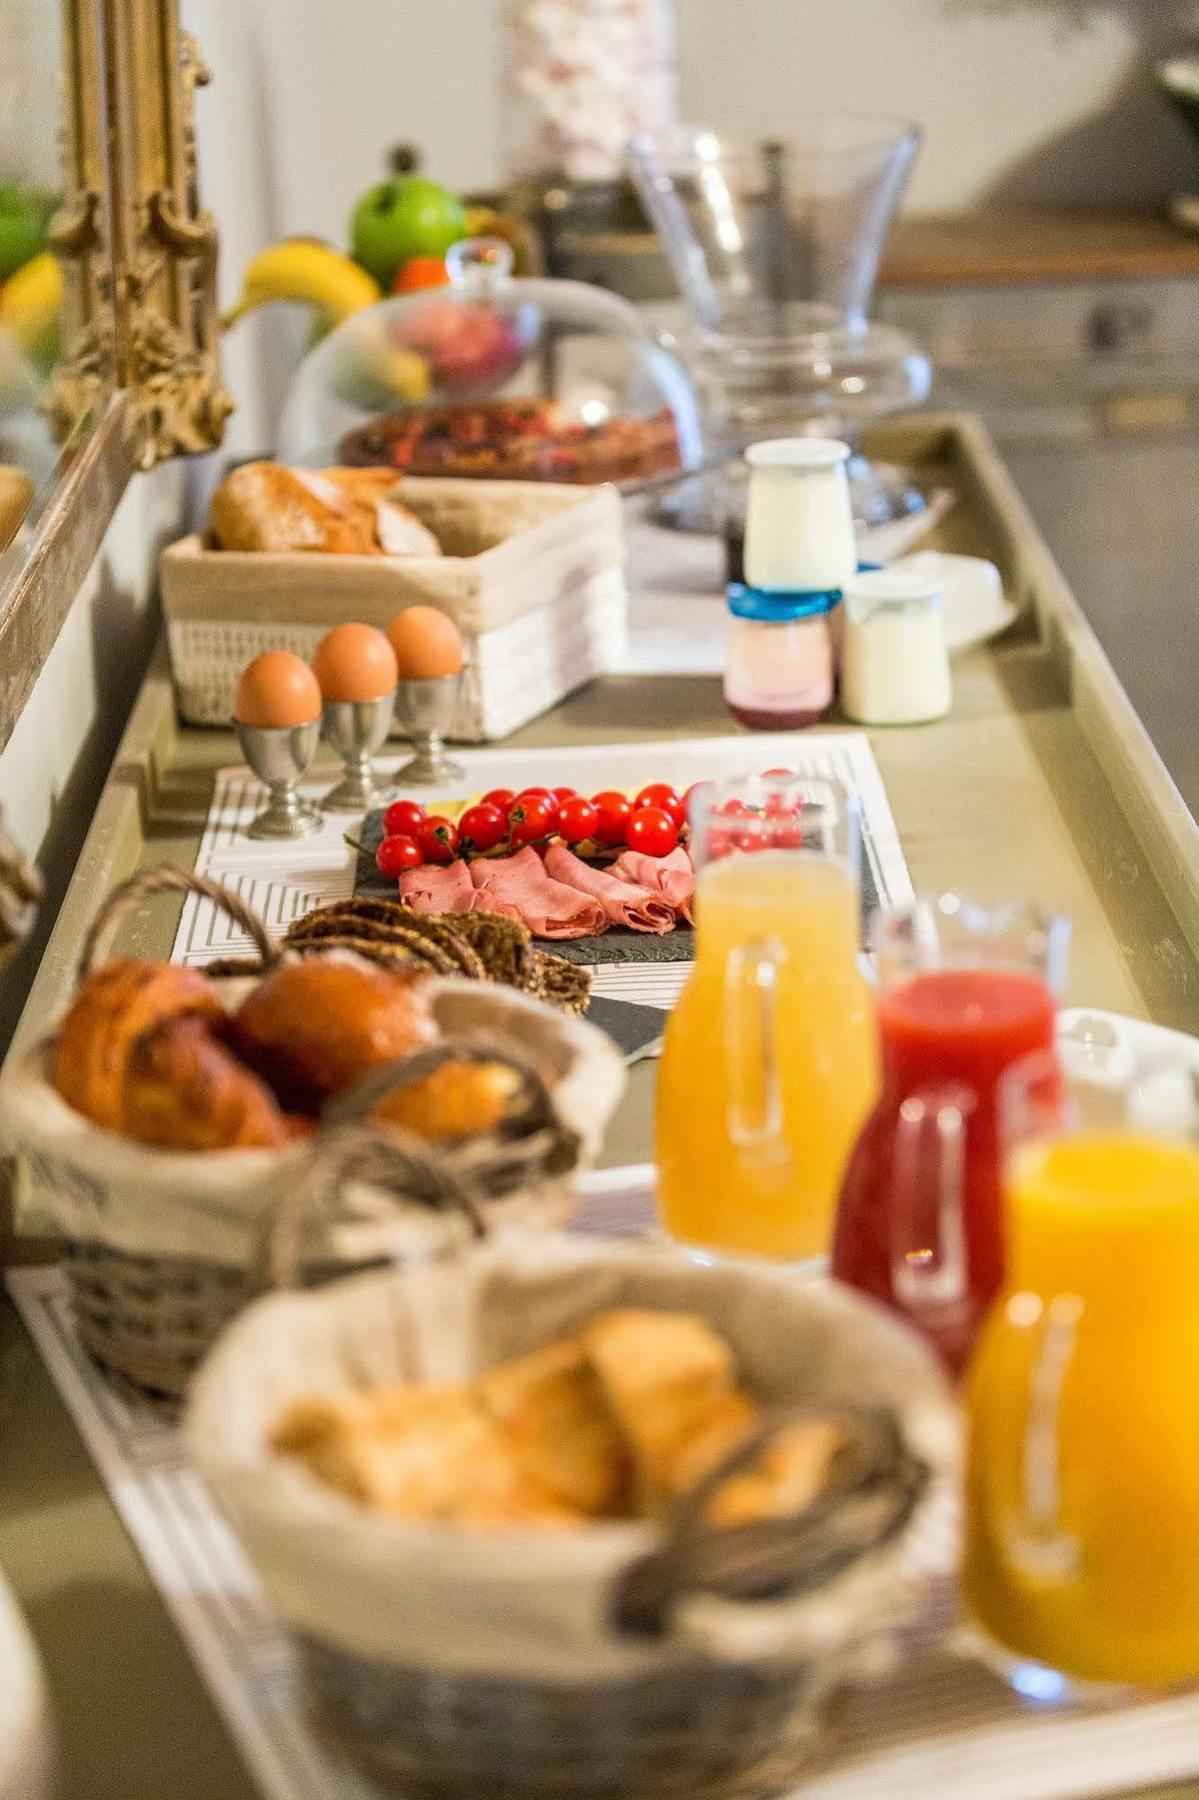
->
[831, 896, 1070, 1376]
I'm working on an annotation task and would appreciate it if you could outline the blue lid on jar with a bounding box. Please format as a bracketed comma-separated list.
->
[727, 582, 840, 621]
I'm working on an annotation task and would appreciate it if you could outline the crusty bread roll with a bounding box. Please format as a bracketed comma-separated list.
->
[209, 461, 440, 557]
[230, 957, 437, 1114]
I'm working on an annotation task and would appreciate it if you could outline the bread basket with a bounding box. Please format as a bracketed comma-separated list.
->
[187, 1237, 956, 1800]
[0, 868, 625, 1404]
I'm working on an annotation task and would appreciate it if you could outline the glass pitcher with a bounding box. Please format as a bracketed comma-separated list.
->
[655, 772, 876, 1263]
[832, 896, 1070, 1376]
[964, 1045, 1199, 1692]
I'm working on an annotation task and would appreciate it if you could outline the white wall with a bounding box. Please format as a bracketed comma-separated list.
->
[190, 0, 1197, 245]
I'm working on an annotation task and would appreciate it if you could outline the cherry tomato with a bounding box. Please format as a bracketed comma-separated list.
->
[383, 798, 426, 838]
[516, 786, 554, 803]
[481, 787, 516, 811]
[625, 807, 679, 858]
[508, 795, 556, 846]
[762, 767, 795, 779]
[556, 795, 598, 845]
[551, 785, 579, 805]
[417, 815, 459, 864]
[375, 833, 423, 877]
[591, 790, 633, 848]
[634, 783, 685, 830]
[458, 802, 507, 852]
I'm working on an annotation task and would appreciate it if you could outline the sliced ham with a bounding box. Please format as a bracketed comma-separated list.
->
[544, 843, 675, 933]
[398, 859, 475, 914]
[469, 846, 606, 941]
[613, 845, 696, 924]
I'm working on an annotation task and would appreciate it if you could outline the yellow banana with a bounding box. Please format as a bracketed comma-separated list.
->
[0, 251, 62, 358]
[222, 238, 380, 330]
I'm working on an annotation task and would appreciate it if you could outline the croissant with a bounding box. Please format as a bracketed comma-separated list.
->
[230, 957, 437, 1114]
[120, 1017, 297, 1151]
[53, 959, 225, 1132]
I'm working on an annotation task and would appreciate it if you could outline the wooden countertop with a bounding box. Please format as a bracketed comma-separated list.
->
[881, 206, 1199, 288]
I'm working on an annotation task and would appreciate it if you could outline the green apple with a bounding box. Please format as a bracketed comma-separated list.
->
[0, 183, 47, 282]
[349, 177, 466, 289]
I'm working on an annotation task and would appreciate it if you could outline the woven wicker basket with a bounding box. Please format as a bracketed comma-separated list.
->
[188, 1240, 956, 1800]
[0, 868, 624, 1405]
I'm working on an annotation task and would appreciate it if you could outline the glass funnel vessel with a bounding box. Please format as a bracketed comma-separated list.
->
[627, 118, 932, 530]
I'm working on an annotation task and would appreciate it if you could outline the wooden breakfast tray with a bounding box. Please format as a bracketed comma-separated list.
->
[4, 415, 1199, 1800]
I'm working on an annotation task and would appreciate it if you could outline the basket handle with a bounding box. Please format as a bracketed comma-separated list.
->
[252, 1121, 488, 1294]
[612, 1405, 928, 1649]
[78, 865, 280, 984]
[323, 1038, 579, 1186]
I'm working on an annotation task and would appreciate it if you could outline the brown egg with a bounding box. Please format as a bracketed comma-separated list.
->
[387, 606, 464, 680]
[233, 651, 322, 728]
[312, 623, 399, 703]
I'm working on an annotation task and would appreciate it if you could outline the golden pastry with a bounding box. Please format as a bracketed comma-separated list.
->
[53, 959, 225, 1132]
[230, 957, 437, 1114]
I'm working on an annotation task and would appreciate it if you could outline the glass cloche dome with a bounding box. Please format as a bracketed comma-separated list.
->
[278, 237, 702, 487]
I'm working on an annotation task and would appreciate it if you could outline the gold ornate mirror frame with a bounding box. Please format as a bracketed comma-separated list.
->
[0, 0, 229, 758]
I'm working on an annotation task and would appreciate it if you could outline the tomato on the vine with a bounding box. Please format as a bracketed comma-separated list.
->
[375, 833, 423, 877]
[417, 816, 459, 864]
[383, 798, 426, 838]
[557, 795, 598, 845]
[625, 807, 679, 858]
[516, 786, 554, 803]
[591, 790, 633, 848]
[634, 783, 685, 830]
[458, 802, 508, 852]
[481, 787, 516, 811]
[551, 785, 579, 805]
[509, 795, 556, 847]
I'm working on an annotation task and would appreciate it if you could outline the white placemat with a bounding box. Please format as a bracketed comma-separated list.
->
[172, 730, 911, 1013]
[12, 1167, 1199, 1800]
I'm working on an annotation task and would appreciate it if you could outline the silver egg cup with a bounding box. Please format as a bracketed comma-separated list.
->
[235, 720, 323, 839]
[392, 672, 465, 785]
[320, 691, 397, 812]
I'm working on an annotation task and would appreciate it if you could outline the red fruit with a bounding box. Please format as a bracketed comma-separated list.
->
[508, 795, 555, 846]
[481, 787, 516, 811]
[393, 254, 451, 294]
[458, 802, 507, 852]
[762, 767, 795, 779]
[625, 807, 679, 858]
[383, 798, 426, 838]
[551, 785, 579, 805]
[591, 790, 633, 848]
[516, 786, 554, 802]
[634, 783, 685, 830]
[417, 815, 459, 864]
[556, 795, 598, 845]
[375, 833, 423, 877]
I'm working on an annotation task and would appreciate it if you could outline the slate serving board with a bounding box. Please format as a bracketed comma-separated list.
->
[355, 810, 882, 962]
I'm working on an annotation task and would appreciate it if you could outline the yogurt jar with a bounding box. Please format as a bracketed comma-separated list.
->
[840, 567, 952, 725]
[723, 586, 837, 730]
[742, 437, 857, 595]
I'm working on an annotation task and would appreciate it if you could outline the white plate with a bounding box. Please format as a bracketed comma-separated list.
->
[0, 1570, 52, 1800]
[1058, 1007, 1199, 1070]
[890, 551, 1020, 653]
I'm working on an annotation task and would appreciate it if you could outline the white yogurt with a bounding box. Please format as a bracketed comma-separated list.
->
[742, 438, 858, 594]
[840, 567, 952, 726]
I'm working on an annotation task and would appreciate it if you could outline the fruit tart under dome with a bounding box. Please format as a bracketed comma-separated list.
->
[277, 237, 702, 488]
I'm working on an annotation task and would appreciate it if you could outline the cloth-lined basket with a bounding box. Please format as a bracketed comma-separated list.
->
[187, 1236, 956, 1800]
[0, 867, 624, 1404]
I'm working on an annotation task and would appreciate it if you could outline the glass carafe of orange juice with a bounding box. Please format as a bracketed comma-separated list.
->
[656, 773, 876, 1262]
[965, 1045, 1199, 1692]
